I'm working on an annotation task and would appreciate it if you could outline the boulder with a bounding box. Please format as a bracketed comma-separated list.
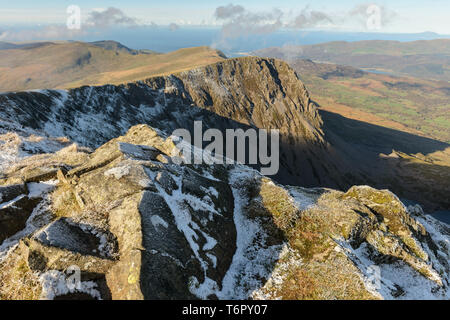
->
[0, 194, 40, 243]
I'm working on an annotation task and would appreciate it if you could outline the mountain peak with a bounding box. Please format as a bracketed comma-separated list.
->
[89, 40, 158, 55]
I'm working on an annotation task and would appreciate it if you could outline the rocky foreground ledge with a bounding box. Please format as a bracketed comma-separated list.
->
[0, 124, 448, 300]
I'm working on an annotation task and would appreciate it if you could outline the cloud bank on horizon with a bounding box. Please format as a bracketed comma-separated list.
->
[0, 2, 448, 43]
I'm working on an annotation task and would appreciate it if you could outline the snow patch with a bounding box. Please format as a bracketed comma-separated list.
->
[288, 186, 319, 211]
[188, 276, 219, 300]
[0, 194, 26, 209]
[146, 166, 220, 297]
[0, 196, 54, 262]
[216, 166, 285, 299]
[39, 270, 101, 300]
[28, 180, 58, 199]
[104, 165, 130, 180]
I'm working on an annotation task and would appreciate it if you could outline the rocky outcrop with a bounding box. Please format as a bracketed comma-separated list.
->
[0, 125, 237, 299]
[0, 125, 448, 300]
[0, 192, 39, 243]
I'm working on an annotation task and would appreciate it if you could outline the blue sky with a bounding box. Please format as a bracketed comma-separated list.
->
[1, 0, 450, 34]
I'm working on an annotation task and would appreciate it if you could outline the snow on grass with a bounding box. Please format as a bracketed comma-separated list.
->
[0, 194, 26, 210]
[0, 128, 71, 172]
[252, 246, 303, 300]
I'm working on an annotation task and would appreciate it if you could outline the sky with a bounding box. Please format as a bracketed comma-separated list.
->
[0, 0, 449, 52]
[1, 0, 449, 34]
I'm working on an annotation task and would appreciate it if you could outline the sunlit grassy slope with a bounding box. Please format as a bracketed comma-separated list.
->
[0, 41, 226, 91]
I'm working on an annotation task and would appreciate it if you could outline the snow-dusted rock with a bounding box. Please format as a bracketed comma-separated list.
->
[0, 126, 448, 300]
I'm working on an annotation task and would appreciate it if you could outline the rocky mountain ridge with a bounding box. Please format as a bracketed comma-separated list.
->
[0, 124, 448, 300]
[0, 57, 342, 189]
[0, 56, 448, 212]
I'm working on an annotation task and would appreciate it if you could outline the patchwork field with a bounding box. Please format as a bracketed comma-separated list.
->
[256, 39, 450, 82]
[292, 61, 450, 143]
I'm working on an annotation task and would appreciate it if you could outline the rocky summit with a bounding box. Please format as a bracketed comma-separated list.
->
[0, 124, 448, 300]
[0, 57, 449, 300]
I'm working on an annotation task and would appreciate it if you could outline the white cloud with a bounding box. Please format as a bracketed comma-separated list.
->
[212, 4, 337, 48]
[85, 7, 139, 28]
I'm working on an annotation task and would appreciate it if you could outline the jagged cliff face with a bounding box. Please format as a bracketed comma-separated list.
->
[0, 125, 448, 300]
[0, 57, 347, 190]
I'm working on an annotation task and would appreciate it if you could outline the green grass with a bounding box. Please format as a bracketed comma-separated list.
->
[300, 72, 450, 143]
[257, 39, 450, 81]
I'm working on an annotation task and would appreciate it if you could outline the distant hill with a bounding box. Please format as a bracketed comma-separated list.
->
[0, 41, 54, 50]
[89, 40, 158, 55]
[288, 59, 366, 79]
[0, 41, 226, 92]
[255, 39, 450, 81]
